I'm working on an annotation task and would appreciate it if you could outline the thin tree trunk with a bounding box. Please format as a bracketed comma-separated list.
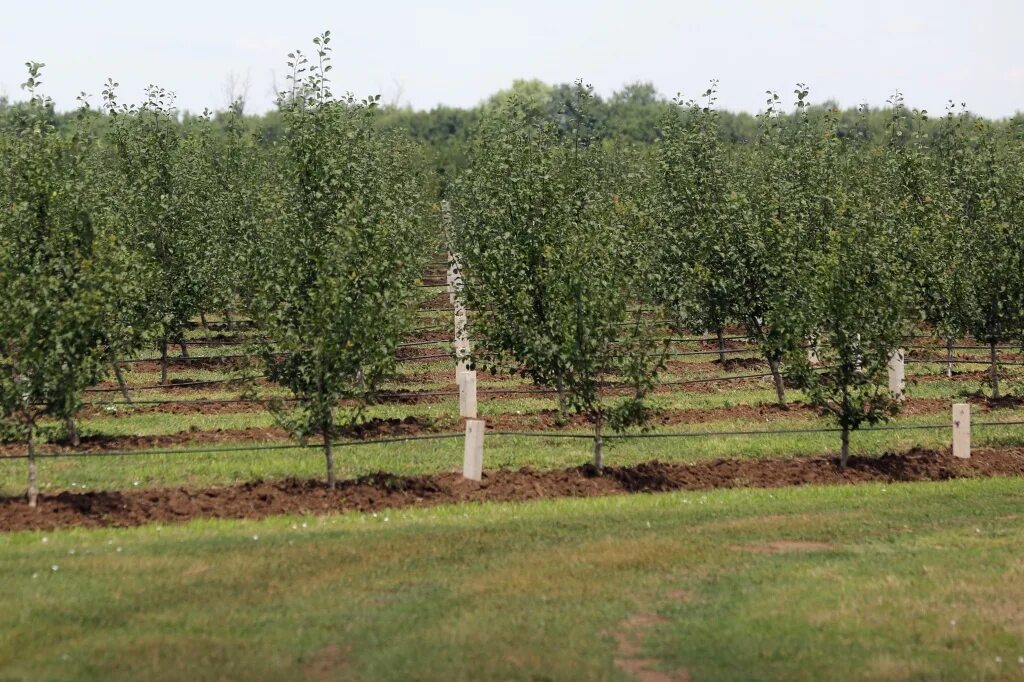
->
[223, 310, 234, 331]
[160, 338, 169, 385]
[990, 340, 1000, 400]
[323, 430, 336, 490]
[199, 312, 213, 342]
[179, 340, 189, 358]
[716, 327, 726, 365]
[113, 361, 133, 404]
[946, 337, 954, 378]
[27, 425, 37, 508]
[593, 416, 603, 470]
[555, 378, 568, 426]
[767, 354, 787, 409]
[840, 424, 850, 470]
[65, 416, 80, 447]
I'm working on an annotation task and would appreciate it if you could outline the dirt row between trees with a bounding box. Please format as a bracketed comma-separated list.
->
[2, 447, 1023, 532]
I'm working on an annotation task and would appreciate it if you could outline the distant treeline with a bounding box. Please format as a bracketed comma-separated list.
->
[3, 78, 1021, 177]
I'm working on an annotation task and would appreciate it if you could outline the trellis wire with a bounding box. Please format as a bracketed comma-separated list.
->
[12, 419, 1020, 462]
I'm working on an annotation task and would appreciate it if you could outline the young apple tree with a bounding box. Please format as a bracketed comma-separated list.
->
[453, 82, 663, 468]
[253, 34, 430, 488]
[650, 82, 738, 363]
[787, 115, 909, 467]
[0, 64, 131, 505]
[727, 86, 838, 408]
[934, 105, 1023, 399]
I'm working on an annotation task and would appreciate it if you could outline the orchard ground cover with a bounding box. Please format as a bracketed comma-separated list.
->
[3, 479, 1024, 681]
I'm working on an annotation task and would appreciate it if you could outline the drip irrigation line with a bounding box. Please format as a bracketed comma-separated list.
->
[118, 353, 273, 365]
[85, 376, 265, 393]
[487, 431, 596, 440]
[1, 432, 466, 461]
[908, 345, 1018, 351]
[397, 353, 453, 363]
[906, 359, 1024, 366]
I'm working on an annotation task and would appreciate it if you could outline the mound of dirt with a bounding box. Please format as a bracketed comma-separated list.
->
[2, 447, 1023, 532]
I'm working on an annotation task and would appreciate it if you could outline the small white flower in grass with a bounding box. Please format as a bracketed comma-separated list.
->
[995, 656, 1002, 664]
[1017, 656, 1023, 665]
[252, 535, 259, 541]
[116, 547, 122, 553]
[384, 517, 390, 523]
[950, 619, 957, 626]
[976, 528, 982, 534]
[646, 522, 651, 528]
[32, 573, 39, 579]
[51, 565, 58, 572]
[68, 549, 75, 555]
[41, 537, 48, 543]
[133, 481, 140, 486]
[291, 524, 298, 530]
[301, 523, 307, 528]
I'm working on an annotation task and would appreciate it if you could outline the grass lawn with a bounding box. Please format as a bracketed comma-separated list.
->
[2, 477, 1024, 681]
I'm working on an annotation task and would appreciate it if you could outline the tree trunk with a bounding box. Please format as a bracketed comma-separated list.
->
[840, 425, 850, 469]
[554, 379, 568, 426]
[767, 354, 787, 409]
[716, 327, 726, 365]
[27, 426, 38, 508]
[946, 337, 954, 378]
[160, 338, 169, 385]
[65, 416, 80, 447]
[113, 361, 133, 404]
[990, 340, 1000, 400]
[592, 417, 603, 470]
[223, 310, 234, 331]
[179, 340, 189, 358]
[199, 312, 213, 342]
[323, 430, 336, 490]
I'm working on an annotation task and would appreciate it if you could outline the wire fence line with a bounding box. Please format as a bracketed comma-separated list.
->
[6, 420, 1023, 462]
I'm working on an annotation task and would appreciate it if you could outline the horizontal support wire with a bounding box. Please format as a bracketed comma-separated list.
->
[0, 433, 466, 461]
[9, 416, 1023, 461]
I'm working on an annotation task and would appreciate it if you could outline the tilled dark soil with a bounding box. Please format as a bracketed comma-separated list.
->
[3, 447, 1023, 532]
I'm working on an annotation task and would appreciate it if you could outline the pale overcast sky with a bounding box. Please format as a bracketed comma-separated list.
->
[1, 0, 1021, 117]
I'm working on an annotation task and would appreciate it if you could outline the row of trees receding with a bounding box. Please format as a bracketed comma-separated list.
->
[453, 83, 1024, 467]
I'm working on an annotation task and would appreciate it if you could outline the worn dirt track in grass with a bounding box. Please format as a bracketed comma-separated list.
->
[2, 447, 1023, 532]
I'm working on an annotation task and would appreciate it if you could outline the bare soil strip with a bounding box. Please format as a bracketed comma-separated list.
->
[2, 448, 1022, 532]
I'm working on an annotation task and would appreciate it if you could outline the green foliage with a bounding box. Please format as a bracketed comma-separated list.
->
[650, 82, 737, 339]
[252, 33, 431, 486]
[0, 64, 133, 502]
[102, 82, 204, 366]
[453, 83, 664, 466]
[729, 87, 842, 407]
[934, 104, 1024, 397]
[786, 118, 909, 465]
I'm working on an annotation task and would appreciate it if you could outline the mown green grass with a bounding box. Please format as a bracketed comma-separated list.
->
[1, 478, 1023, 681]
